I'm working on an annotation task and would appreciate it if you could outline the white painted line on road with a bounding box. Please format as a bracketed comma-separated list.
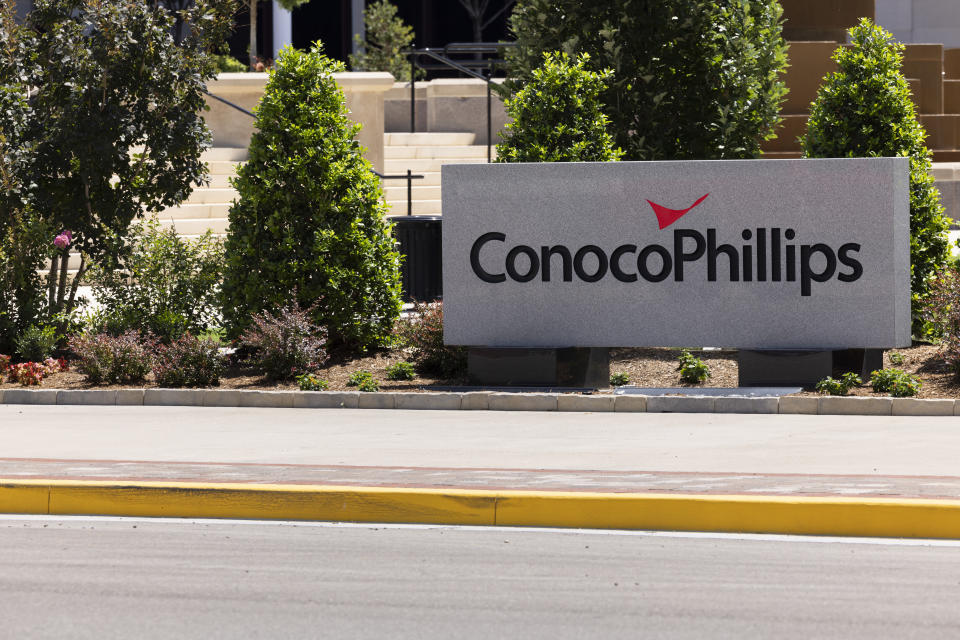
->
[3, 514, 960, 547]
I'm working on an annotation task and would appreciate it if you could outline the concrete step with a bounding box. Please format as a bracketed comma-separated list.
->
[185, 188, 238, 204]
[384, 157, 488, 173]
[194, 174, 236, 189]
[385, 132, 477, 146]
[380, 170, 441, 187]
[932, 162, 960, 180]
[385, 199, 442, 215]
[208, 160, 243, 175]
[385, 145, 493, 159]
[201, 147, 249, 162]
[383, 185, 442, 201]
[156, 217, 229, 235]
[42, 253, 84, 271]
[159, 203, 231, 219]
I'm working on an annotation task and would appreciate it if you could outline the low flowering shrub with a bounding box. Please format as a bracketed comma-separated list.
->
[815, 373, 862, 396]
[385, 361, 415, 381]
[358, 377, 379, 392]
[8, 361, 46, 386]
[240, 302, 328, 381]
[346, 370, 380, 392]
[395, 302, 467, 378]
[870, 368, 922, 397]
[609, 372, 630, 387]
[4, 357, 65, 386]
[42, 357, 67, 375]
[68, 331, 154, 384]
[152, 334, 226, 388]
[15, 324, 58, 362]
[347, 370, 374, 387]
[677, 350, 710, 384]
[296, 373, 329, 391]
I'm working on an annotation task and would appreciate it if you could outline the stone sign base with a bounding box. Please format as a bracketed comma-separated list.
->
[738, 348, 884, 387]
[468, 347, 609, 388]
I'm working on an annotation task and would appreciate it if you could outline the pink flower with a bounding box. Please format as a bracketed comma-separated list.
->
[53, 231, 72, 249]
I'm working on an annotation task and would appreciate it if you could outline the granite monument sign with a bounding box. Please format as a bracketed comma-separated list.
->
[441, 158, 911, 350]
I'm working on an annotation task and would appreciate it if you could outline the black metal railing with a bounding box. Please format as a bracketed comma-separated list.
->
[202, 89, 423, 215]
[407, 42, 516, 163]
[372, 169, 425, 216]
[202, 89, 256, 118]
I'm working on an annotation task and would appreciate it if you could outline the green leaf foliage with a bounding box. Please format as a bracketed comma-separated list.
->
[815, 372, 862, 396]
[0, 6, 51, 352]
[222, 44, 404, 350]
[212, 53, 248, 73]
[2, 0, 235, 320]
[0, 3, 34, 240]
[23, 0, 235, 266]
[86, 215, 226, 342]
[14, 324, 58, 362]
[506, 0, 788, 160]
[0, 211, 52, 354]
[349, 0, 417, 81]
[496, 52, 623, 163]
[676, 349, 710, 384]
[385, 361, 416, 381]
[801, 19, 951, 328]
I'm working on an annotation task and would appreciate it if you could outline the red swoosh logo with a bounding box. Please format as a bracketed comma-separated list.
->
[646, 193, 710, 229]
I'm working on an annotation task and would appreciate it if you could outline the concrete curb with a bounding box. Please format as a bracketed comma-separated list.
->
[1, 388, 960, 416]
[4, 479, 960, 539]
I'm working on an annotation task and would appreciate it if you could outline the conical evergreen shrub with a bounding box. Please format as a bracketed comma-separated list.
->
[221, 44, 403, 349]
[801, 19, 951, 329]
[496, 52, 623, 163]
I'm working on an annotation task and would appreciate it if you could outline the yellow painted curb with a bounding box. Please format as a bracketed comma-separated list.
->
[4, 479, 960, 539]
[0, 480, 496, 525]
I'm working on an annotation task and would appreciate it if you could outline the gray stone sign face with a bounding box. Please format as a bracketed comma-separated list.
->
[441, 158, 911, 349]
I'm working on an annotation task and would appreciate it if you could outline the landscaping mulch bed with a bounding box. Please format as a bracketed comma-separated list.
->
[4, 344, 959, 399]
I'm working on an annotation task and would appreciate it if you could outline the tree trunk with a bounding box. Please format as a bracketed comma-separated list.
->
[249, 0, 258, 70]
[55, 246, 69, 311]
[65, 256, 86, 317]
[47, 254, 58, 312]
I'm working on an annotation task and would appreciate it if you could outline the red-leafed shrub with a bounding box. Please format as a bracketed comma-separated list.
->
[395, 302, 466, 377]
[240, 302, 328, 380]
[153, 333, 226, 388]
[68, 331, 154, 384]
[926, 268, 960, 377]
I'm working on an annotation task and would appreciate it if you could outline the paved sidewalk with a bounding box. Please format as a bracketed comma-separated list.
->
[4, 404, 960, 537]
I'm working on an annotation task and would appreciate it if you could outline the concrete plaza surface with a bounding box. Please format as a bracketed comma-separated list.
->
[4, 404, 960, 536]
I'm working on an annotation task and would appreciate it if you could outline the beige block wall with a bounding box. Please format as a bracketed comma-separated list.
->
[424, 79, 510, 145]
[782, 42, 839, 115]
[946, 49, 960, 79]
[945, 80, 960, 114]
[902, 44, 944, 114]
[203, 71, 395, 172]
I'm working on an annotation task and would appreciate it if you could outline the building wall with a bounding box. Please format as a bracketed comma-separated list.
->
[876, 0, 960, 48]
[15, 0, 32, 22]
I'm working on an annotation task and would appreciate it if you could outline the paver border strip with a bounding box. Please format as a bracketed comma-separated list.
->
[4, 479, 960, 539]
[0, 388, 959, 416]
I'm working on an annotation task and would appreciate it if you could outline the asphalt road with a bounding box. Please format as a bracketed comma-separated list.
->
[3, 517, 960, 639]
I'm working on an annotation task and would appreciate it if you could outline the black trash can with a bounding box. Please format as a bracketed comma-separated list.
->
[391, 215, 442, 302]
